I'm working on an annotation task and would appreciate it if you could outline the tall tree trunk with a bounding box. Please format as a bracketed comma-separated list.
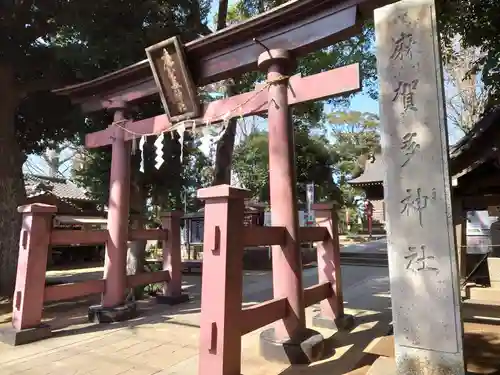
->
[213, 83, 239, 185]
[0, 66, 26, 297]
[211, 0, 239, 186]
[126, 178, 147, 300]
[213, 118, 238, 185]
[170, 134, 183, 209]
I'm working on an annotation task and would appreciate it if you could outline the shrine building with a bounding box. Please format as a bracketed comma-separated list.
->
[348, 155, 386, 230]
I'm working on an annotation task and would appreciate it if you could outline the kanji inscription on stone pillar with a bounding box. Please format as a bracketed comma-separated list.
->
[375, 0, 465, 374]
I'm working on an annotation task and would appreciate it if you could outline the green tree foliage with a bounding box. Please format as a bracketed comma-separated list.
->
[233, 120, 341, 205]
[0, 0, 211, 295]
[326, 111, 380, 182]
[232, 132, 270, 202]
[438, 0, 500, 108]
[325, 110, 380, 209]
[3, 1, 212, 152]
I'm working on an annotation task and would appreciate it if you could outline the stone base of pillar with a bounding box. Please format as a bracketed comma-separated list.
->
[156, 293, 189, 305]
[312, 313, 354, 331]
[0, 324, 52, 346]
[88, 302, 137, 323]
[259, 327, 324, 364]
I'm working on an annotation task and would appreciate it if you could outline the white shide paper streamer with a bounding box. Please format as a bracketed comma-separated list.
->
[139, 136, 146, 173]
[154, 133, 164, 170]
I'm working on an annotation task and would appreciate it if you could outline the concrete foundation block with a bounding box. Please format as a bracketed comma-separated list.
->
[0, 324, 52, 346]
[88, 302, 137, 324]
[259, 327, 324, 364]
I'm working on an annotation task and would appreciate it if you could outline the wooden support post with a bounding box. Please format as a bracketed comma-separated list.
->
[157, 211, 189, 304]
[312, 203, 353, 330]
[261, 49, 304, 337]
[453, 199, 468, 281]
[0, 204, 56, 346]
[197, 185, 248, 375]
[257, 49, 324, 365]
[88, 101, 136, 323]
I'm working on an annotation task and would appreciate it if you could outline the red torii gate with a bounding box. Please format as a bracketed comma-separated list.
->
[76, 50, 360, 374]
[5, 0, 395, 371]
[80, 62, 360, 318]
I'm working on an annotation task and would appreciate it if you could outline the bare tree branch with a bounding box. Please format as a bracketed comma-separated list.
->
[442, 34, 489, 136]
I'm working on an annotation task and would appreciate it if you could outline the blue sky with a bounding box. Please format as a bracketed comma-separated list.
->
[344, 94, 379, 114]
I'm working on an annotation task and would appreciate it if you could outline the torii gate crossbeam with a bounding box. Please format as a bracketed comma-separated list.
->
[85, 63, 361, 148]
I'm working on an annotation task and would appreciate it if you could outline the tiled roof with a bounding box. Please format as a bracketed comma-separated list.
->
[24, 174, 94, 201]
[449, 106, 500, 162]
[348, 155, 384, 186]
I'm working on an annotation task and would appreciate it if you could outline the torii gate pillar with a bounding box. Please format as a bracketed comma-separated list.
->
[88, 100, 137, 323]
[257, 49, 324, 364]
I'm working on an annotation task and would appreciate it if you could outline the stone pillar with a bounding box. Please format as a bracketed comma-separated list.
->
[257, 49, 323, 365]
[157, 211, 189, 304]
[89, 101, 136, 323]
[375, 0, 465, 373]
[0, 204, 56, 345]
[312, 203, 353, 330]
[197, 185, 248, 375]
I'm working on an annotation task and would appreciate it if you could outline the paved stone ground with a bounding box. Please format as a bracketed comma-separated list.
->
[0, 266, 391, 375]
[340, 240, 387, 254]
